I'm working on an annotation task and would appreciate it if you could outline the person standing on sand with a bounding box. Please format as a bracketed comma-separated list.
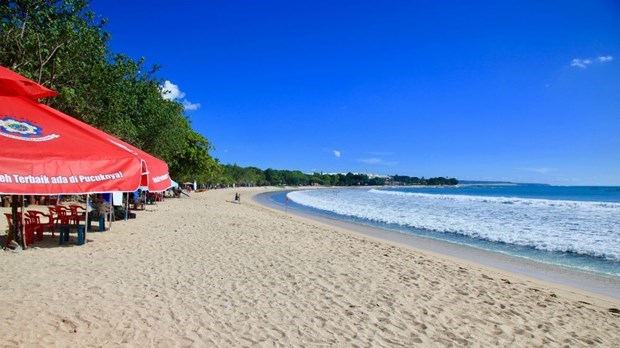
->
[235, 192, 240, 204]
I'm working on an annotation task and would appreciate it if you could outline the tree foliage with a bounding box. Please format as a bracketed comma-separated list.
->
[390, 175, 458, 186]
[216, 165, 458, 187]
[0, 0, 219, 182]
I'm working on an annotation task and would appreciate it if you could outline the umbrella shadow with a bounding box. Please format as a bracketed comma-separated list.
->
[1, 232, 94, 250]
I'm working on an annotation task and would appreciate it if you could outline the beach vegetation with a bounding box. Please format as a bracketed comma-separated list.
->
[0, 0, 219, 182]
[390, 175, 458, 186]
[217, 164, 458, 187]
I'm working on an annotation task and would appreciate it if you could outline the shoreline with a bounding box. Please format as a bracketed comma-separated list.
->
[255, 188, 620, 301]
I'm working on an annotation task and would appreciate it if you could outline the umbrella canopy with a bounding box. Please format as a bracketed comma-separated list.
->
[0, 66, 170, 194]
[0, 66, 57, 98]
[138, 153, 172, 192]
[38, 104, 173, 192]
[0, 94, 143, 194]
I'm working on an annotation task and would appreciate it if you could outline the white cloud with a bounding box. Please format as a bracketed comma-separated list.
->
[182, 100, 201, 111]
[570, 58, 592, 68]
[160, 80, 200, 111]
[161, 80, 185, 100]
[333, 150, 341, 158]
[571, 55, 613, 68]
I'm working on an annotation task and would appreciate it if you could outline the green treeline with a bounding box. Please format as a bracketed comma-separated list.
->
[391, 175, 458, 186]
[0, 0, 219, 183]
[215, 164, 458, 187]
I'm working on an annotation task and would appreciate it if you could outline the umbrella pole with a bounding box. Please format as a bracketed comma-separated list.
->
[84, 195, 89, 244]
[125, 192, 129, 221]
[10, 195, 19, 247]
[21, 196, 26, 249]
[109, 199, 113, 231]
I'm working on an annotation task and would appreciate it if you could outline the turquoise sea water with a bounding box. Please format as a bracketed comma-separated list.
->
[274, 185, 620, 277]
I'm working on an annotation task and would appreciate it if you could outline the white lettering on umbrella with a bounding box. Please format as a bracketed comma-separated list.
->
[0, 174, 12, 183]
[152, 173, 169, 183]
[1, 172, 126, 185]
[78, 171, 124, 183]
[12, 174, 51, 184]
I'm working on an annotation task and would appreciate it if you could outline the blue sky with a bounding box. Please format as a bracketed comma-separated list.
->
[90, 0, 620, 185]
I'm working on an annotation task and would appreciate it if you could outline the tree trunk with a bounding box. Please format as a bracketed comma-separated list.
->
[10, 195, 22, 247]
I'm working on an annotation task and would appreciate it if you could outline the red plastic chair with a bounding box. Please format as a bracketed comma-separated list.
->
[48, 206, 66, 227]
[23, 215, 40, 243]
[55, 205, 78, 225]
[68, 205, 86, 222]
[26, 210, 54, 239]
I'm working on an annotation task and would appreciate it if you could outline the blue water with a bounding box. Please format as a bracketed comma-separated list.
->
[276, 185, 620, 277]
[384, 185, 620, 203]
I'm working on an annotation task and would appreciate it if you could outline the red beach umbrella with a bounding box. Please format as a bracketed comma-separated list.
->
[0, 95, 143, 194]
[0, 65, 152, 248]
[0, 66, 171, 194]
[37, 104, 173, 192]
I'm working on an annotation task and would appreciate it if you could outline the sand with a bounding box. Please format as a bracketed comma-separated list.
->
[1, 187, 619, 347]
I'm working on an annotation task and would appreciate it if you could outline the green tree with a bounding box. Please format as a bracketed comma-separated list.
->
[170, 129, 218, 182]
[0, 0, 219, 182]
[0, 0, 108, 110]
[264, 168, 283, 186]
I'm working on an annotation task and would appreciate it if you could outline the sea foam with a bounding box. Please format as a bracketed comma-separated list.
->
[287, 188, 620, 262]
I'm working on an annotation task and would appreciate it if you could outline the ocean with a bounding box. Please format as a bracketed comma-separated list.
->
[278, 185, 620, 278]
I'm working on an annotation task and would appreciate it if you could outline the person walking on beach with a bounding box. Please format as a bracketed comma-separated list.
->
[235, 192, 241, 204]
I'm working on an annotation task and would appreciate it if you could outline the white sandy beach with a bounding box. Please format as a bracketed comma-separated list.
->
[1, 187, 619, 347]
